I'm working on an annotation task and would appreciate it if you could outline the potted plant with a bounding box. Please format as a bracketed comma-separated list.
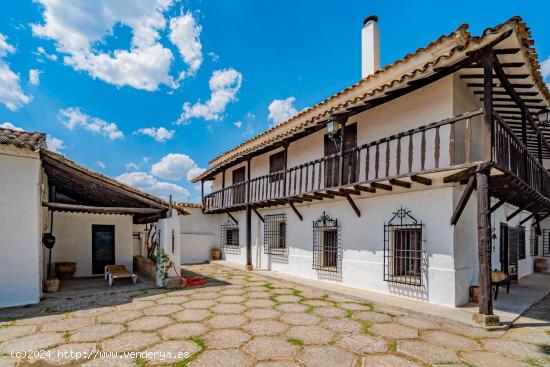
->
[211, 247, 221, 260]
[55, 262, 77, 279]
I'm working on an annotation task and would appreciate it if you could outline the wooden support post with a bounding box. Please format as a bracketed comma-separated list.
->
[283, 144, 288, 197]
[246, 158, 253, 271]
[450, 176, 476, 225]
[482, 56, 493, 162]
[289, 202, 303, 221]
[344, 193, 361, 217]
[221, 170, 226, 207]
[474, 168, 499, 325]
[201, 180, 205, 210]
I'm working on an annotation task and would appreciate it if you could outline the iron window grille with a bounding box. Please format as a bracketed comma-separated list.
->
[221, 220, 239, 254]
[313, 212, 342, 273]
[384, 207, 423, 286]
[518, 226, 526, 260]
[264, 214, 287, 255]
[530, 227, 539, 257]
[543, 229, 550, 257]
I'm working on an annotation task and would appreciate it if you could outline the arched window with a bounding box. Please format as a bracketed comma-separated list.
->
[313, 212, 341, 273]
[384, 207, 423, 286]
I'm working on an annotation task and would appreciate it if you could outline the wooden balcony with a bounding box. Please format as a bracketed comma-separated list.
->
[203, 108, 550, 216]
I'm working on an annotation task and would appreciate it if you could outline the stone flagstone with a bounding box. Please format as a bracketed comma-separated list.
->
[244, 320, 288, 336]
[70, 324, 124, 342]
[44, 343, 97, 366]
[0, 326, 35, 343]
[207, 315, 248, 329]
[244, 337, 300, 360]
[210, 304, 246, 314]
[352, 311, 392, 323]
[142, 304, 181, 315]
[245, 308, 280, 320]
[321, 318, 362, 334]
[337, 333, 387, 353]
[460, 351, 531, 367]
[174, 309, 211, 322]
[299, 346, 356, 367]
[312, 307, 346, 318]
[145, 340, 200, 363]
[189, 349, 253, 367]
[370, 323, 418, 339]
[280, 313, 320, 326]
[160, 322, 209, 339]
[286, 326, 334, 345]
[398, 315, 440, 330]
[127, 316, 172, 331]
[0, 332, 64, 353]
[202, 329, 251, 349]
[422, 330, 481, 350]
[98, 310, 143, 324]
[102, 332, 159, 352]
[398, 340, 460, 364]
[482, 338, 549, 360]
[362, 355, 421, 367]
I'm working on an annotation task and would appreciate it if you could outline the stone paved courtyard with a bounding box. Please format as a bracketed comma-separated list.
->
[0, 263, 549, 367]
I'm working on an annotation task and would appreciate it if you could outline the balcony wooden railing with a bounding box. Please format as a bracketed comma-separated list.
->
[493, 111, 550, 198]
[204, 109, 493, 212]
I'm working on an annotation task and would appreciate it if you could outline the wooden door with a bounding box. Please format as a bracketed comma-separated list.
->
[324, 124, 357, 187]
[92, 225, 115, 274]
[500, 223, 519, 281]
[232, 167, 246, 205]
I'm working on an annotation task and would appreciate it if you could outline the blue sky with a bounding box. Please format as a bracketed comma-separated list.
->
[1, 0, 549, 203]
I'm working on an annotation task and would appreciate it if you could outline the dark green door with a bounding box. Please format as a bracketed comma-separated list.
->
[92, 225, 115, 274]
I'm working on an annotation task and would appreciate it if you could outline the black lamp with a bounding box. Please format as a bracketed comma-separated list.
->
[42, 211, 56, 279]
[327, 116, 343, 151]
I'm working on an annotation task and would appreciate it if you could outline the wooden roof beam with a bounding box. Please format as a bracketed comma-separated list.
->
[354, 184, 376, 193]
[371, 182, 392, 191]
[389, 179, 411, 188]
[410, 175, 432, 185]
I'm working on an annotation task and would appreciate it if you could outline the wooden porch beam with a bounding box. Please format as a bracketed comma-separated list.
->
[450, 176, 476, 225]
[326, 190, 347, 197]
[315, 192, 335, 199]
[371, 182, 392, 191]
[354, 184, 376, 193]
[489, 193, 517, 213]
[227, 211, 238, 224]
[389, 179, 411, 188]
[410, 175, 432, 186]
[506, 202, 534, 221]
[289, 202, 303, 221]
[344, 193, 361, 218]
[252, 207, 264, 223]
[340, 188, 361, 195]
[519, 212, 536, 225]
[302, 194, 324, 201]
[42, 202, 166, 215]
[443, 163, 491, 183]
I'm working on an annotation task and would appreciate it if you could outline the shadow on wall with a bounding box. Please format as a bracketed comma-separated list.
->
[387, 252, 429, 302]
[317, 271, 343, 283]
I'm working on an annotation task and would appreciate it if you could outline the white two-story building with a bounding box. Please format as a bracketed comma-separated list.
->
[192, 16, 550, 325]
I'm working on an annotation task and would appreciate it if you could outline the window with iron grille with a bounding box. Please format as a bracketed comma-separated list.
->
[543, 229, 550, 257]
[530, 227, 539, 256]
[221, 220, 239, 253]
[313, 212, 341, 273]
[263, 214, 287, 255]
[384, 207, 423, 286]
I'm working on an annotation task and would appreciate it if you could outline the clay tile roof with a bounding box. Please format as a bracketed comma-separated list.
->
[191, 16, 550, 183]
[0, 127, 46, 151]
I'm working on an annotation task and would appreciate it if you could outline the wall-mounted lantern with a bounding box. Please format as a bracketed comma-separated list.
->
[538, 107, 549, 126]
[327, 116, 343, 151]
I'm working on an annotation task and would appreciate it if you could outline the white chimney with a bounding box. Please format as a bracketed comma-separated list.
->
[361, 15, 380, 78]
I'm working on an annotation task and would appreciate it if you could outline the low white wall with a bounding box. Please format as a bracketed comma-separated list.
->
[0, 146, 42, 307]
[179, 207, 222, 264]
[49, 212, 133, 276]
[220, 185, 459, 307]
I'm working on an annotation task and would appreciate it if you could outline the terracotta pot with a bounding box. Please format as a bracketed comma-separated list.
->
[211, 248, 221, 261]
[55, 262, 76, 279]
[470, 286, 479, 303]
[44, 278, 60, 293]
[534, 259, 549, 273]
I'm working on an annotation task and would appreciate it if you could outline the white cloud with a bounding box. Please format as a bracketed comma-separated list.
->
[125, 162, 140, 171]
[116, 171, 190, 201]
[542, 56, 550, 82]
[169, 12, 202, 78]
[135, 126, 175, 142]
[31, 0, 203, 91]
[35, 46, 58, 61]
[46, 135, 65, 153]
[268, 97, 298, 126]
[96, 161, 106, 169]
[29, 69, 42, 86]
[58, 107, 124, 140]
[207, 51, 219, 62]
[0, 121, 23, 130]
[151, 153, 204, 181]
[0, 34, 32, 111]
[246, 112, 256, 120]
[233, 121, 242, 128]
[177, 68, 242, 123]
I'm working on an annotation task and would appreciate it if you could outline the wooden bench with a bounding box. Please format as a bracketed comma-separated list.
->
[105, 265, 137, 286]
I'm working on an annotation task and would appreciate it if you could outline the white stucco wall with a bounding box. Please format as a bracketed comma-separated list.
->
[179, 207, 223, 264]
[49, 212, 134, 276]
[0, 146, 42, 307]
[221, 185, 460, 307]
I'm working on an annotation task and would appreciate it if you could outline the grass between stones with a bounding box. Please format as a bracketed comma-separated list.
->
[288, 338, 304, 346]
[387, 340, 397, 352]
[524, 357, 542, 367]
[345, 310, 353, 318]
[173, 337, 207, 367]
[539, 344, 550, 355]
[361, 321, 372, 334]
